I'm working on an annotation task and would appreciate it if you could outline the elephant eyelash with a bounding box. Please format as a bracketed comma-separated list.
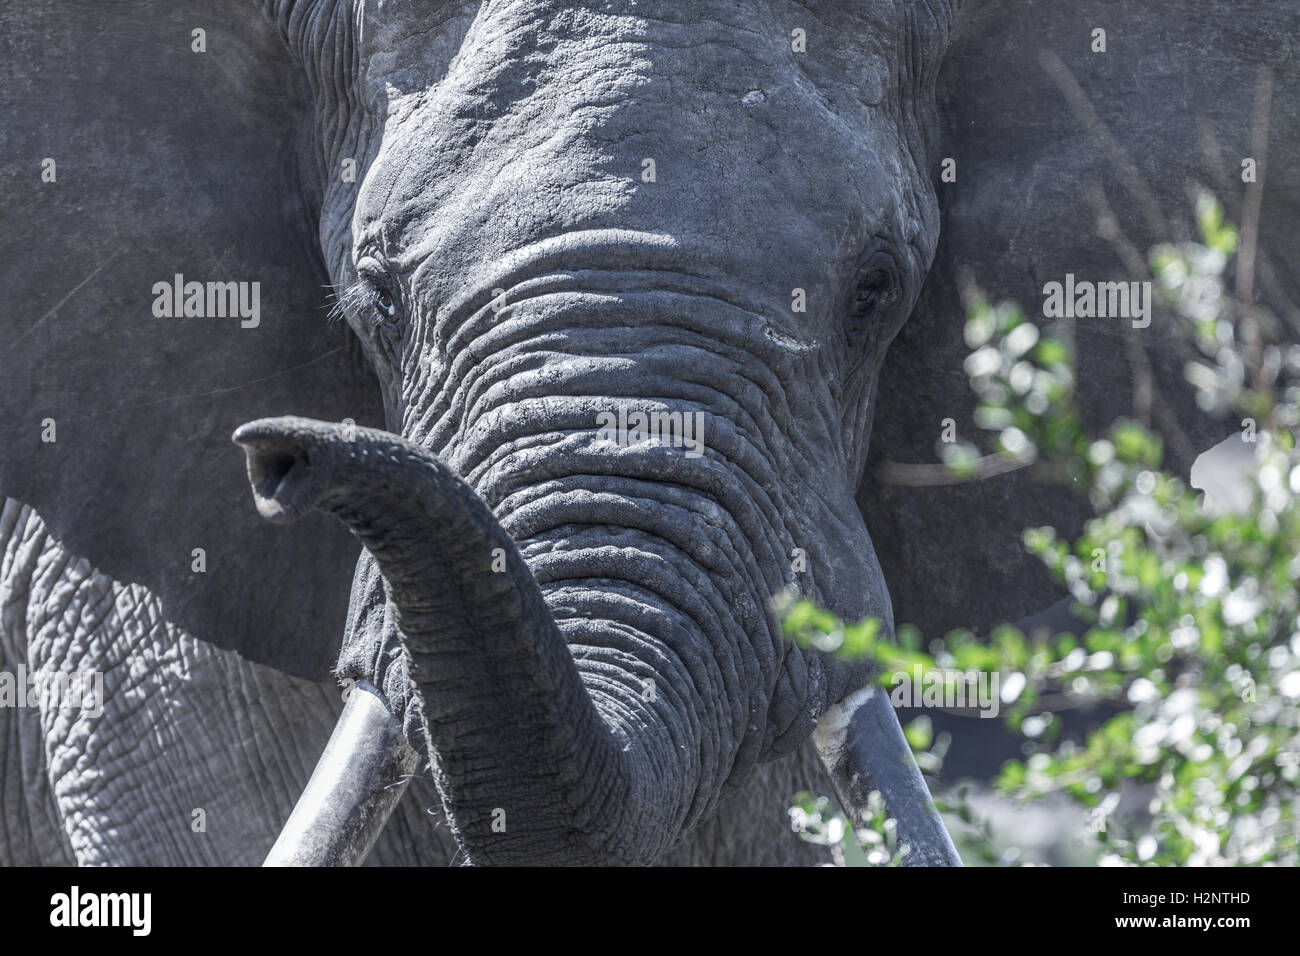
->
[329, 278, 400, 327]
[327, 281, 368, 323]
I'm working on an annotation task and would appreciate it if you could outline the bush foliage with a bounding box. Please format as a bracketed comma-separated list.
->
[785, 193, 1300, 866]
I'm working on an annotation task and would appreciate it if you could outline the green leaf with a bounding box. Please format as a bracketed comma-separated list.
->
[904, 716, 934, 752]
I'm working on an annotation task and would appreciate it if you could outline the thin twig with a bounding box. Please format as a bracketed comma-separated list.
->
[1038, 49, 1171, 241]
[1089, 186, 1198, 466]
[1237, 69, 1273, 389]
[878, 453, 1034, 486]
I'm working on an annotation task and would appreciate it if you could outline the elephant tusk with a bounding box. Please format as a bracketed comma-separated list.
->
[813, 686, 963, 866]
[264, 680, 418, 867]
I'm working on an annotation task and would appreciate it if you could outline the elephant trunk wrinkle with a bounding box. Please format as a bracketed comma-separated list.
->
[397, 261, 824, 457]
[236, 415, 763, 865]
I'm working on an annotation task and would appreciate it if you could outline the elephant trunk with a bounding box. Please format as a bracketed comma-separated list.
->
[236, 414, 778, 865]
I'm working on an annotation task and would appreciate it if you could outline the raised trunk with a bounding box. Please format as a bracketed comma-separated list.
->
[237, 415, 788, 864]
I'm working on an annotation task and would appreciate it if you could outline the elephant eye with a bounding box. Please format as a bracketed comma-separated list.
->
[355, 281, 402, 328]
[351, 255, 402, 327]
[855, 268, 900, 315]
[331, 261, 404, 332]
[844, 254, 903, 353]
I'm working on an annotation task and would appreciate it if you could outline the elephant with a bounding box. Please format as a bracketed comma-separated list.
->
[1, 0, 1293, 866]
[1, 0, 962, 867]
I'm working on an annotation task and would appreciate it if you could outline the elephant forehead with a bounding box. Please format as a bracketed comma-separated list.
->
[354, 0, 919, 102]
[349, 3, 930, 297]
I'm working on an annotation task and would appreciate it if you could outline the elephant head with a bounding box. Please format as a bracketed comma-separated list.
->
[235, 0, 962, 865]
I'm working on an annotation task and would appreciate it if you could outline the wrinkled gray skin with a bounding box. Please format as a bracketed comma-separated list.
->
[2, 0, 953, 866]
[236, 0, 955, 866]
[2, 0, 1293, 865]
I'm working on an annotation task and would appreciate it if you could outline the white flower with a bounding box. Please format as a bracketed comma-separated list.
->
[1128, 678, 1160, 704]
[1001, 671, 1026, 703]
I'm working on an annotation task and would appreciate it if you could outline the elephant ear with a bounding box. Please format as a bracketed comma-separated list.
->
[0, 2, 383, 678]
[862, 0, 1300, 641]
